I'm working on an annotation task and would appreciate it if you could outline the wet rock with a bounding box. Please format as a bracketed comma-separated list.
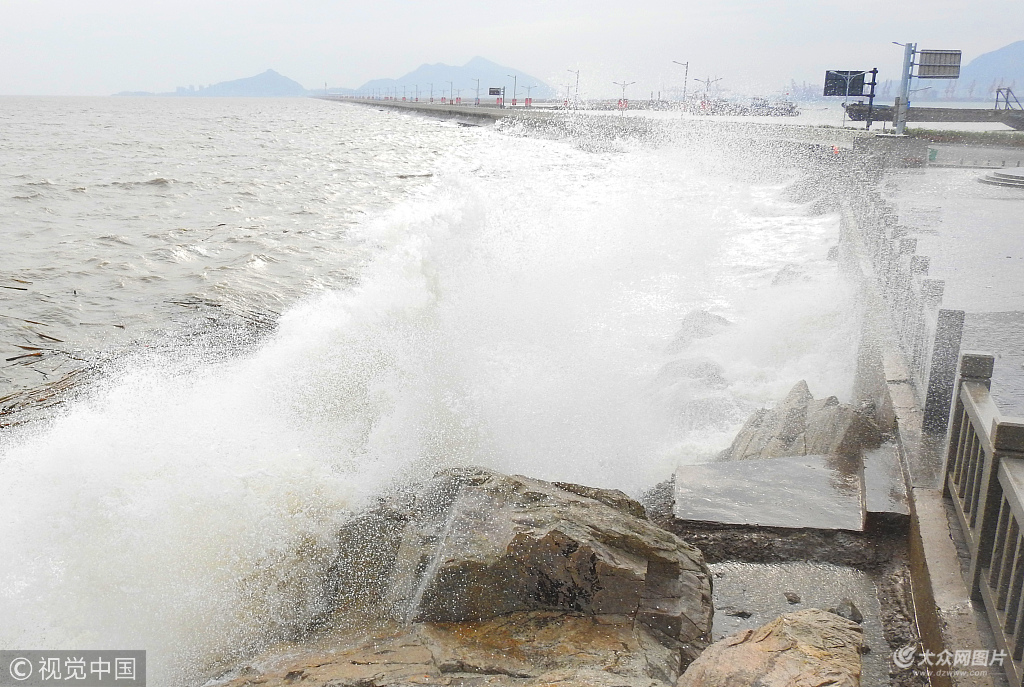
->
[677, 608, 863, 687]
[303, 467, 712, 685]
[656, 358, 729, 389]
[717, 380, 882, 462]
[784, 591, 801, 604]
[832, 597, 864, 624]
[216, 612, 688, 686]
[666, 310, 731, 353]
[551, 481, 647, 519]
[771, 264, 808, 286]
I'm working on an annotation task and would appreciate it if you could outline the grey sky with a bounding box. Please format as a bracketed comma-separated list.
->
[1, 0, 1021, 97]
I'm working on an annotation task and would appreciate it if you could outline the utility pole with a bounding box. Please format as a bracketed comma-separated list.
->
[568, 69, 580, 109]
[894, 42, 917, 135]
[672, 61, 689, 109]
[507, 74, 518, 106]
[613, 80, 636, 117]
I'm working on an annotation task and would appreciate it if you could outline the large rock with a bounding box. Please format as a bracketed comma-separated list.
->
[676, 608, 863, 687]
[333, 468, 712, 654]
[216, 467, 714, 686]
[718, 381, 881, 461]
[216, 611, 689, 686]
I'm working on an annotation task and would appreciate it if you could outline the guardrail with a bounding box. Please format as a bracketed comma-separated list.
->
[944, 352, 1024, 685]
[846, 189, 965, 433]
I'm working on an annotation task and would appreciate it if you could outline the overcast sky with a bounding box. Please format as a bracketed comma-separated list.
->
[1, 0, 1021, 97]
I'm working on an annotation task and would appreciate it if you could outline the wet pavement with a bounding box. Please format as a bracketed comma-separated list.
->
[883, 162, 1024, 416]
[710, 561, 888, 686]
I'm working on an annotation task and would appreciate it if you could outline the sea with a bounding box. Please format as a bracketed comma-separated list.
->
[0, 96, 860, 684]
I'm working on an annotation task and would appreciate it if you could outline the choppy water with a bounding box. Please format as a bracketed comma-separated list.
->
[0, 97, 859, 684]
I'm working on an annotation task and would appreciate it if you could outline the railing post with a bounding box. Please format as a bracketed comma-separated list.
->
[943, 353, 994, 499]
[924, 310, 966, 435]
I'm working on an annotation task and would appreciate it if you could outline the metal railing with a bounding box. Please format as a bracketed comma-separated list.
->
[944, 352, 1024, 685]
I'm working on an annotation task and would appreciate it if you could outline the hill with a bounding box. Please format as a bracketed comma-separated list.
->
[114, 69, 308, 97]
[356, 57, 556, 100]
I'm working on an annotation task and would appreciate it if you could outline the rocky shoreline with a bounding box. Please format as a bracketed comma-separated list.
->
[204, 381, 928, 687]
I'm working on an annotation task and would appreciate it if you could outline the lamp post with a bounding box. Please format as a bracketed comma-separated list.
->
[428, 82, 433, 103]
[672, 60, 689, 110]
[415, 84, 419, 102]
[826, 70, 868, 128]
[473, 78, 480, 106]
[613, 80, 636, 117]
[568, 69, 580, 109]
[507, 74, 518, 107]
[522, 84, 535, 107]
[694, 76, 722, 103]
[446, 80, 453, 104]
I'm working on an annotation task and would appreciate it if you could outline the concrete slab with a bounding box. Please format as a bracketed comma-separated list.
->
[863, 442, 910, 519]
[673, 455, 864, 531]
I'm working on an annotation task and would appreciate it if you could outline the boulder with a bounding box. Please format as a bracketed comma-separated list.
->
[717, 381, 881, 462]
[332, 468, 712, 652]
[217, 468, 714, 686]
[667, 310, 731, 353]
[676, 608, 863, 687]
[215, 611, 689, 686]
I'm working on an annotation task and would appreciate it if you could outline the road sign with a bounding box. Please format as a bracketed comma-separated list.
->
[917, 50, 961, 79]
[823, 71, 866, 96]
[488, 88, 501, 95]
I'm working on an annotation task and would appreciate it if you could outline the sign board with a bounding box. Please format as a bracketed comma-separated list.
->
[488, 88, 502, 95]
[823, 71, 865, 97]
[917, 50, 961, 79]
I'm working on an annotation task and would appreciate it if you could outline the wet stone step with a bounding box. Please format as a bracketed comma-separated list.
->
[673, 455, 864, 531]
[862, 442, 910, 523]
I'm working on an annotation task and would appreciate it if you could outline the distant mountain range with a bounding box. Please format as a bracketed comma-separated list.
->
[348, 57, 556, 100]
[115, 69, 307, 97]
[114, 58, 555, 99]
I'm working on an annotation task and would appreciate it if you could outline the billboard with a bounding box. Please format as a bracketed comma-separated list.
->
[823, 71, 865, 97]
[488, 87, 502, 95]
[917, 50, 961, 79]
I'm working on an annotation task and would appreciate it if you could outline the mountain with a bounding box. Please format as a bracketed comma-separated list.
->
[928, 40, 1024, 101]
[355, 57, 556, 100]
[114, 69, 308, 97]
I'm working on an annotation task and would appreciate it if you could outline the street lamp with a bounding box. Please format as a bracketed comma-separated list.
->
[522, 84, 536, 107]
[694, 76, 722, 103]
[507, 74, 518, 106]
[672, 61, 689, 110]
[428, 82, 433, 103]
[447, 80, 454, 104]
[568, 69, 580, 109]
[613, 80, 636, 117]
[826, 70, 868, 128]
